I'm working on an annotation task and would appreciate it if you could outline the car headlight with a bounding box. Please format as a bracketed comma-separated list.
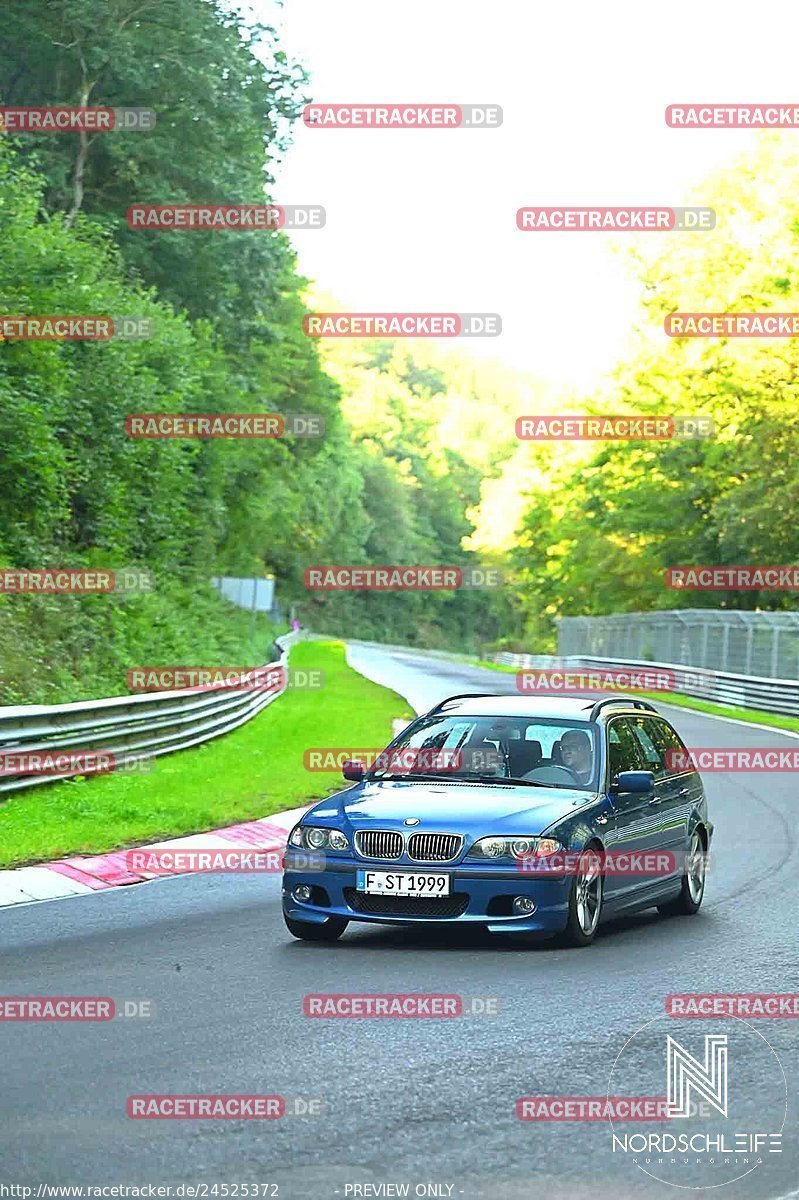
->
[468, 836, 561, 860]
[288, 825, 349, 852]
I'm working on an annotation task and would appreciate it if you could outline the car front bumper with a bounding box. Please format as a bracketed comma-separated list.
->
[282, 853, 572, 934]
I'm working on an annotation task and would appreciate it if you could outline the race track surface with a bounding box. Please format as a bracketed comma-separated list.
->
[1, 645, 796, 1199]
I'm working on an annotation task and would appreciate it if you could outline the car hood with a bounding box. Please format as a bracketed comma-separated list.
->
[307, 778, 596, 837]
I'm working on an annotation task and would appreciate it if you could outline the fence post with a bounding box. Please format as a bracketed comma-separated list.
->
[744, 625, 754, 676]
[770, 627, 781, 679]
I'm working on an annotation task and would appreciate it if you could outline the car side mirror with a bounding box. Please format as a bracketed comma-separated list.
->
[342, 759, 365, 782]
[611, 770, 654, 794]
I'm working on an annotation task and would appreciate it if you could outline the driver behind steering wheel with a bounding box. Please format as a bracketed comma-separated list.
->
[559, 729, 594, 786]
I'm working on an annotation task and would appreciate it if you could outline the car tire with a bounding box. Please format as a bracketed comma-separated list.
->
[658, 828, 706, 917]
[284, 914, 348, 941]
[556, 845, 604, 947]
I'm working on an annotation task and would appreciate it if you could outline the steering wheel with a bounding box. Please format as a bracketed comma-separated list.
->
[524, 764, 579, 784]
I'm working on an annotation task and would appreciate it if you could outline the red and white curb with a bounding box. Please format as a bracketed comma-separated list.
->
[0, 805, 309, 909]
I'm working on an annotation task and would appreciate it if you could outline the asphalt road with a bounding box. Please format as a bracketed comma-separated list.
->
[1, 645, 797, 1200]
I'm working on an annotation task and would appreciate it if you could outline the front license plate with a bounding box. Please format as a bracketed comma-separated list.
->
[356, 870, 451, 896]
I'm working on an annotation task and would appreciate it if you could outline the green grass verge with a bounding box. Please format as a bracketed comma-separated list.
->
[0, 641, 413, 869]
[475, 659, 799, 734]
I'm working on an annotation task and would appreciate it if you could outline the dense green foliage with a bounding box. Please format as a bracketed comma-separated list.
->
[0, 1, 796, 696]
[0, 1, 513, 700]
[480, 137, 799, 648]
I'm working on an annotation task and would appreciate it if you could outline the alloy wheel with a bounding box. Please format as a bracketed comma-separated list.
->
[576, 849, 603, 936]
[687, 830, 706, 903]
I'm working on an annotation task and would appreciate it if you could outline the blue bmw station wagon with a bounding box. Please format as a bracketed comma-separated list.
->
[282, 693, 713, 947]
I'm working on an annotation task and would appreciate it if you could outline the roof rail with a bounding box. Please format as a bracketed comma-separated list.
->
[428, 692, 496, 714]
[589, 696, 657, 721]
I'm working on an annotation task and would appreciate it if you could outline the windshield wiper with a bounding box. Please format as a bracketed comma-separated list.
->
[369, 771, 557, 787]
[369, 770, 465, 781]
[466, 774, 556, 787]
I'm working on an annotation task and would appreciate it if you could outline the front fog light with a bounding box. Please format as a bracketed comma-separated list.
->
[293, 885, 312, 902]
[513, 896, 537, 915]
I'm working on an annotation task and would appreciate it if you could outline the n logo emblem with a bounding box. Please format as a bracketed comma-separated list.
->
[667, 1034, 728, 1118]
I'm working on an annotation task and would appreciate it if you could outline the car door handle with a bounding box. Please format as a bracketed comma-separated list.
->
[648, 796, 661, 805]
[677, 786, 690, 798]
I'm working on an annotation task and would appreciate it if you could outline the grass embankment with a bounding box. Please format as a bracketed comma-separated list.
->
[475, 659, 799, 735]
[0, 640, 413, 868]
[0, 578, 283, 705]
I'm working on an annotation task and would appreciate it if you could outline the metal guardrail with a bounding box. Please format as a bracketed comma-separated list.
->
[493, 653, 564, 670]
[493, 652, 799, 718]
[0, 631, 298, 797]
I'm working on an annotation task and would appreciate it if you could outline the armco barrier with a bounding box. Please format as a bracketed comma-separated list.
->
[494, 652, 799, 718]
[0, 631, 298, 797]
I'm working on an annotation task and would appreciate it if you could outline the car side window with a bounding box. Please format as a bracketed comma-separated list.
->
[606, 718, 644, 783]
[629, 717, 667, 779]
[649, 718, 693, 776]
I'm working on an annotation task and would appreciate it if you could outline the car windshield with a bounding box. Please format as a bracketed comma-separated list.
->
[369, 714, 599, 790]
